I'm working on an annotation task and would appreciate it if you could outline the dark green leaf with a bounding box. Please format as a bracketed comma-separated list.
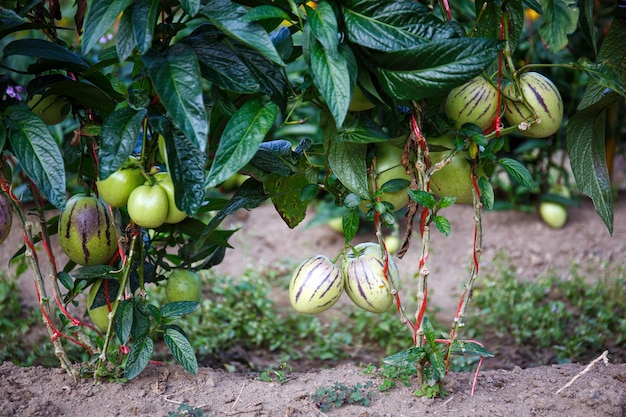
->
[116, 9, 136, 62]
[57, 272, 73, 291]
[300, 184, 319, 202]
[449, 340, 494, 357]
[573, 58, 626, 97]
[422, 316, 436, 347]
[83, 0, 134, 54]
[72, 265, 118, 280]
[437, 196, 456, 209]
[235, 44, 289, 103]
[427, 351, 445, 384]
[8, 108, 66, 209]
[383, 346, 427, 367]
[3, 39, 89, 70]
[474, 0, 523, 53]
[244, 5, 290, 22]
[199, 0, 284, 65]
[578, 0, 597, 58]
[433, 215, 451, 236]
[380, 178, 409, 193]
[327, 140, 369, 199]
[115, 300, 134, 345]
[180, 0, 201, 16]
[206, 100, 278, 187]
[307, 0, 339, 54]
[539, 0, 580, 52]
[498, 157, 534, 188]
[478, 176, 494, 209]
[250, 140, 298, 176]
[88, 279, 119, 310]
[342, 208, 360, 242]
[142, 44, 208, 153]
[164, 326, 198, 375]
[132, 0, 159, 54]
[131, 301, 150, 340]
[265, 173, 310, 228]
[335, 120, 389, 143]
[99, 107, 146, 180]
[161, 301, 201, 318]
[124, 335, 154, 380]
[408, 190, 435, 208]
[45, 80, 115, 114]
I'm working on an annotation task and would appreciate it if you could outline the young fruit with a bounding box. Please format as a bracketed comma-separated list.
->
[503, 72, 563, 138]
[444, 77, 499, 131]
[155, 172, 187, 224]
[343, 242, 399, 313]
[428, 134, 474, 205]
[539, 201, 568, 229]
[0, 194, 12, 245]
[127, 183, 169, 228]
[58, 195, 117, 266]
[28, 94, 71, 125]
[289, 255, 344, 314]
[87, 279, 112, 332]
[96, 164, 145, 208]
[166, 269, 202, 303]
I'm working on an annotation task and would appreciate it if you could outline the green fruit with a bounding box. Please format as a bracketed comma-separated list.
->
[343, 242, 399, 313]
[28, 94, 71, 125]
[539, 201, 567, 229]
[428, 134, 474, 205]
[289, 255, 344, 314]
[0, 194, 12, 245]
[87, 279, 112, 332]
[97, 163, 145, 208]
[444, 77, 499, 131]
[327, 217, 344, 234]
[166, 269, 202, 303]
[503, 72, 563, 138]
[58, 195, 117, 266]
[349, 85, 376, 112]
[127, 183, 169, 228]
[154, 172, 187, 224]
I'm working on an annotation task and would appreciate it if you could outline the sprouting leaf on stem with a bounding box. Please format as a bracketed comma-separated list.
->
[408, 190, 436, 208]
[433, 215, 451, 236]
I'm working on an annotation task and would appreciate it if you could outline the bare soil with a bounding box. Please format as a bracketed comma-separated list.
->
[1, 184, 626, 416]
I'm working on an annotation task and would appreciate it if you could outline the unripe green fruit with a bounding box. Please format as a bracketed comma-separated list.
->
[58, 195, 117, 266]
[428, 134, 474, 205]
[344, 243, 399, 313]
[349, 85, 376, 112]
[28, 94, 71, 125]
[154, 172, 187, 224]
[96, 164, 145, 208]
[503, 72, 563, 138]
[0, 194, 12, 245]
[289, 255, 344, 314]
[127, 184, 169, 228]
[87, 279, 112, 332]
[444, 77, 499, 131]
[539, 201, 567, 229]
[166, 269, 202, 303]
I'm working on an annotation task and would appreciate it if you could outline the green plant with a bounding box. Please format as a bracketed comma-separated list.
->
[311, 381, 376, 412]
[166, 403, 213, 417]
[257, 362, 292, 384]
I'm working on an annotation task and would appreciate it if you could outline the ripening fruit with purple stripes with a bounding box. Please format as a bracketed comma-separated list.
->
[503, 72, 563, 138]
[0, 194, 12, 245]
[444, 77, 499, 131]
[58, 195, 117, 266]
[343, 243, 399, 313]
[289, 255, 344, 314]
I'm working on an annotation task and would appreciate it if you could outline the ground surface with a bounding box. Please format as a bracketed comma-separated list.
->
[1, 186, 626, 416]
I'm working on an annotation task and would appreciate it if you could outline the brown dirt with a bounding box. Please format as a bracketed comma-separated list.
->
[1, 184, 626, 416]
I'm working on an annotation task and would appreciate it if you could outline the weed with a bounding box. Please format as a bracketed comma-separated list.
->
[257, 362, 292, 384]
[311, 381, 376, 412]
[166, 403, 213, 417]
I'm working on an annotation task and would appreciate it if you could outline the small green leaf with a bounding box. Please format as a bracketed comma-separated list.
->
[164, 325, 198, 375]
[478, 177, 494, 209]
[206, 100, 278, 187]
[422, 317, 436, 347]
[161, 301, 200, 318]
[408, 190, 435, 208]
[307, 0, 339, 55]
[124, 335, 154, 380]
[115, 300, 134, 345]
[380, 178, 409, 193]
[83, 0, 134, 54]
[265, 173, 310, 228]
[300, 184, 319, 202]
[342, 208, 361, 242]
[99, 107, 146, 180]
[433, 215, 451, 236]
[498, 157, 534, 188]
[449, 340, 495, 357]
[383, 346, 426, 367]
[437, 196, 457, 209]
[327, 140, 369, 199]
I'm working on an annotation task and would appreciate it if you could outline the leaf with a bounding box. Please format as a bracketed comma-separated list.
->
[307, 0, 339, 54]
[82, 0, 134, 54]
[8, 108, 66, 210]
[235, 44, 289, 103]
[115, 300, 134, 345]
[374, 38, 504, 100]
[408, 190, 435, 208]
[130, 301, 150, 340]
[179, 0, 201, 16]
[449, 340, 495, 357]
[98, 107, 146, 180]
[335, 120, 389, 143]
[161, 301, 200, 318]
[132, 0, 159, 54]
[142, 44, 208, 153]
[380, 178, 409, 193]
[498, 157, 534, 188]
[45, 80, 115, 114]
[124, 335, 154, 380]
[474, 0, 524, 53]
[342, 208, 360, 242]
[206, 100, 278, 187]
[437, 196, 456, 209]
[539, 0, 580, 52]
[478, 176, 494, 210]
[164, 326, 198, 374]
[383, 346, 426, 367]
[116, 9, 136, 62]
[3, 39, 89, 70]
[433, 215, 451, 236]
[198, 0, 284, 66]
[265, 173, 310, 228]
[422, 316, 436, 347]
[573, 58, 626, 97]
[250, 140, 298, 176]
[327, 140, 369, 199]
[426, 351, 445, 384]
[578, 0, 597, 58]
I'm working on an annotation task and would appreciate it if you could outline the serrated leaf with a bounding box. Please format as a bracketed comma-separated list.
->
[115, 300, 134, 345]
[83, 0, 134, 54]
[265, 173, 310, 228]
[408, 190, 435, 208]
[383, 346, 426, 367]
[124, 335, 154, 380]
[164, 326, 198, 374]
[449, 340, 495, 357]
[98, 107, 146, 180]
[478, 176, 494, 209]
[433, 215, 451, 236]
[142, 44, 207, 153]
[8, 108, 66, 210]
[327, 140, 369, 199]
[437, 196, 456, 209]
[539, 0, 580, 52]
[132, 0, 159, 54]
[498, 157, 534, 188]
[307, 0, 339, 54]
[206, 100, 278, 187]
[199, 0, 284, 66]
[161, 301, 200, 318]
[342, 208, 360, 242]
[3, 39, 89, 70]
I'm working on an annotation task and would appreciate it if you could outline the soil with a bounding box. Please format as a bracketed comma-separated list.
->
[1, 177, 626, 416]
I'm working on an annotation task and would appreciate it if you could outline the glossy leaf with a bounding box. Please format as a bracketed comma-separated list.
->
[498, 158, 534, 188]
[449, 340, 495, 357]
[250, 140, 300, 176]
[116, 9, 135, 62]
[335, 120, 389, 143]
[235, 43, 289, 103]
[3, 39, 89, 70]
[328, 140, 369, 199]
[82, 0, 134, 54]
[143, 44, 207, 153]
[164, 326, 198, 375]
[383, 346, 426, 367]
[130, 301, 150, 341]
[409, 190, 435, 208]
[180, 0, 201, 16]
[7, 108, 66, 210]
[474, 0, 524, 53]
[124, 335, 154, 380]
[45, 79, 115, 114]
[98, 107, 146, 180]
[198, 0, 284, 66]
[307, 0, 339, 55]
[539, 0, 580, 52]
[433, 215, 451, 236]
[115, 300, 134, 345]
[161, 301, 200, 318]
[206, 100, 278, 187]
[265, 173, 310, 228]
[132, 0, 159, 54]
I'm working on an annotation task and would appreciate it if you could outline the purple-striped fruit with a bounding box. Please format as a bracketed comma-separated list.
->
[58, 195, 117, 266]
[444, 77, 499, 131]
[503, 72, 563, 138]
[343, 243, 399, 313]
[0, 194, 12, 245]
[289, 255, 344, 314]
